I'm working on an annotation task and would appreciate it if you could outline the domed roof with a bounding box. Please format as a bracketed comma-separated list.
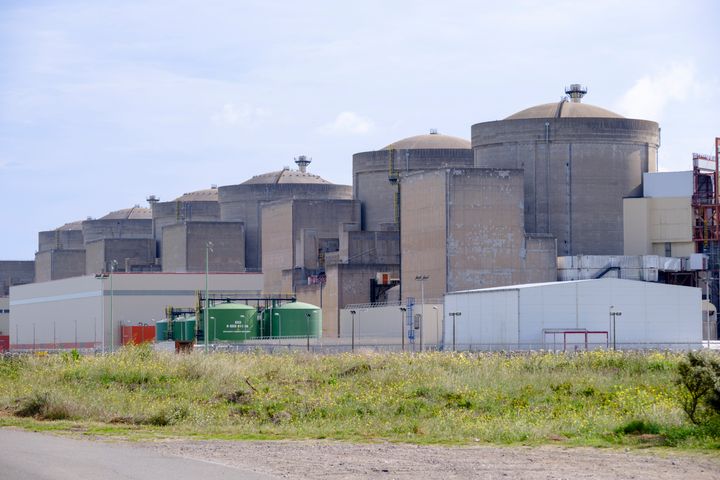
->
[242, 168, 332, 185]
[174, 188, 219, 202]
[382, 132, 470, 150]
[505, 100, 624, 120]
[100, 205, 152, 220]
[55, 220, 83, 231]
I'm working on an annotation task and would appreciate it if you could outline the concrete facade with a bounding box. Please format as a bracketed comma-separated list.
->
[352, 133, 473, 231]
[10, 272, 263, 350]
[85, 238, 157, 274]
[472, 98, 660, 256]
[624, 197, 694, 257]
[401, 168, 557, 301]
[0, 297, 8, 336]
[149, 188, 221, 260]
[0, 260, 35, 296]
[261, 199, 361, 294]
[219, 170, 352, 270]
[162, 221, 245, 273]
[34, 249, 86, 283]
[38, 227, 84, 253]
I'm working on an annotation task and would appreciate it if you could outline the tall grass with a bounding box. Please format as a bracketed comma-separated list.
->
[0, 346, 717, 448]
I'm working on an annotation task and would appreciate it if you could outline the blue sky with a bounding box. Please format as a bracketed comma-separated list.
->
[1, 0, 719, 259]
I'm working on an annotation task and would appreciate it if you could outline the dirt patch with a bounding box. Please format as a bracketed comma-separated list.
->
[154, 440, 720, 480]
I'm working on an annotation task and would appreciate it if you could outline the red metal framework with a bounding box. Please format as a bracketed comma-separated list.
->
[692, 138, 720, 248]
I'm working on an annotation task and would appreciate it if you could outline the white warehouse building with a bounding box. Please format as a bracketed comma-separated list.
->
[10, 272, 263, 351]
[443, 278, 702, 351]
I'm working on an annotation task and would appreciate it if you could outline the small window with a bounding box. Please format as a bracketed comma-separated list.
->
[664, 242, 672, 257]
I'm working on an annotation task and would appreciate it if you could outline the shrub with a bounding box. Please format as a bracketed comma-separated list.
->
[14, 392, 72, 420]
[676, 351, 720, 424]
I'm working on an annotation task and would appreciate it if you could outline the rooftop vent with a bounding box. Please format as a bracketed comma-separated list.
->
[210, 184, 217, 189]
[146, 195, 159, 204]
[429, 128, 438, 135]
[294, 155, 312, 173]
[564, 84, 587, 103]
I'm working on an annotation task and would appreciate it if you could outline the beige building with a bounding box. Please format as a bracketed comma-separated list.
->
[0, 297, 8, 336]
[624, 172, 694, 257]
[401, 168, 557, 302]
[10, 272, 263, 350]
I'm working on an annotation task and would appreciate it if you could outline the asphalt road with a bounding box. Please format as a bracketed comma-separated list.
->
[0, 429, 277, 480]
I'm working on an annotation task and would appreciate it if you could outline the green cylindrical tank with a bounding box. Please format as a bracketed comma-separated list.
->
[172, 317, 197, 342]
[155, 320, 169, 341]
[262, 302, 322, 338]
[207, 303, 259, 342]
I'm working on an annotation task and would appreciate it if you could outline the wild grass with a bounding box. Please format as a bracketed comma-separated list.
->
[0, 346, 718, 449]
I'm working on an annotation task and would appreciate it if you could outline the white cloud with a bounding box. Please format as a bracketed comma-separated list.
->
[318, 111, 374, 135]
[615, 63, 699, 120]
[211, 103, 270, 127]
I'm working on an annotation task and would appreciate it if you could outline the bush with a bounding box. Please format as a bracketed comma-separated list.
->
[676, 351, 720, 424]
[15, 392, 72, 420]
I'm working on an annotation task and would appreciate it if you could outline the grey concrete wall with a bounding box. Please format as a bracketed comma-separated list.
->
[162, 222, 245, 273]
[151, 200, 220, 257]
[261, 199, 361, 294]
[472, 117, 660, 256]
[353, 148, 473, 231]
[219, 183, 352, 270]
[402, 168, 557, 301]
[38, 229, 84, 252]
[82, 219, 152, 244]
[0, 261, 35, 296]
[85, 239, 156, 274]
[338, 229, 400, 265]
[35, 250, 86, 283]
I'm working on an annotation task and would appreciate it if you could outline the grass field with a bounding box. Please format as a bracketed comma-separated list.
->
[1, 347, 718, 449]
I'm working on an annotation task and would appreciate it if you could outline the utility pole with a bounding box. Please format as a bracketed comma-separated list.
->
[350, 310, 356, 352]
[609, 306, 622, 350]
[399, 307, 407, 352]
[415, 275, 429, 352]
[205, 242, 213, 353]
[110, 259, 118, 352]
[449, 312, 462, 351]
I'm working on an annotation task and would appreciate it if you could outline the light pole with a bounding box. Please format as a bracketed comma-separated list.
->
[305, 312, 311, 352]
[399, 307, 407, 352]
[609, 306, 622, 350]
[350, 310, 356, 352]
[449, 312, 462, 351]
[32, 323, 35, 352]
[432, 306, 439, 350]
[415, 275, 429, 352]
[205, 242, 213, 353]
[110, 259, 118, 352]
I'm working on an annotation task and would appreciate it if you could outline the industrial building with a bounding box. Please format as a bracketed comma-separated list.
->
[472, 85, 660, 256]
[443, 278, 702, 351]
[10, 272, 263, 350]
[3, 85, 716, 349]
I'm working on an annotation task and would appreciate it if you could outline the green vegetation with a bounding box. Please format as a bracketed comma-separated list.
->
[0, 346, 719, 449]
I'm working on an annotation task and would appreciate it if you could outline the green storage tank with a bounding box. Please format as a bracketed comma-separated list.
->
[155, 319, 169, 341]
[207, 303, 259, 342]
[262, 302, 321, 338]
[172, 317, 197, 342]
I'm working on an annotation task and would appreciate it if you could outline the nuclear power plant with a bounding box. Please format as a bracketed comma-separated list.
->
[2, 85, 718, 351]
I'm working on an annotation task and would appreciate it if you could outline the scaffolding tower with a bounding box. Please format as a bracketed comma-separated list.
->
[692, 138, 720, 333]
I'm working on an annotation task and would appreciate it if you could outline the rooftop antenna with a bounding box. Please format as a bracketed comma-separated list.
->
[294, 155, 312, 173]
[146, 195, 160, 205]
[564, 84, 587, 103]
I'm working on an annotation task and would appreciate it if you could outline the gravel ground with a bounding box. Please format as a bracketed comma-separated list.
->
[154, 440, 720, 480]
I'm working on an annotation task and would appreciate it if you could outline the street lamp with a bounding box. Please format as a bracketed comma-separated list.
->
[449, 311, 462, 351]
[432, 306, 439, 350]
[399, 307, 407, 351]
[205, 242, 213, 353]
[305, 312, 311, 352]
[110, 259, 118, 352]
[415, 275, 429, 352]
[350, 310, 357, 352]
[609, 306, 622, 350]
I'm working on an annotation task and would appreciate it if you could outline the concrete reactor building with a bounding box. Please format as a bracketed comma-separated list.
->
[471, 85, 660, 256]
[352, 131, 473, 231]
[219, 157, 353, 270]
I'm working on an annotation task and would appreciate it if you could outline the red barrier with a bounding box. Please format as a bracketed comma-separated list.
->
[0, 335, 9, 352]
[121, 326, 156, 345]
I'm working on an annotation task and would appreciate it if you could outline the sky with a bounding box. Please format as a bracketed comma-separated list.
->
[1, 0, 719, 259]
